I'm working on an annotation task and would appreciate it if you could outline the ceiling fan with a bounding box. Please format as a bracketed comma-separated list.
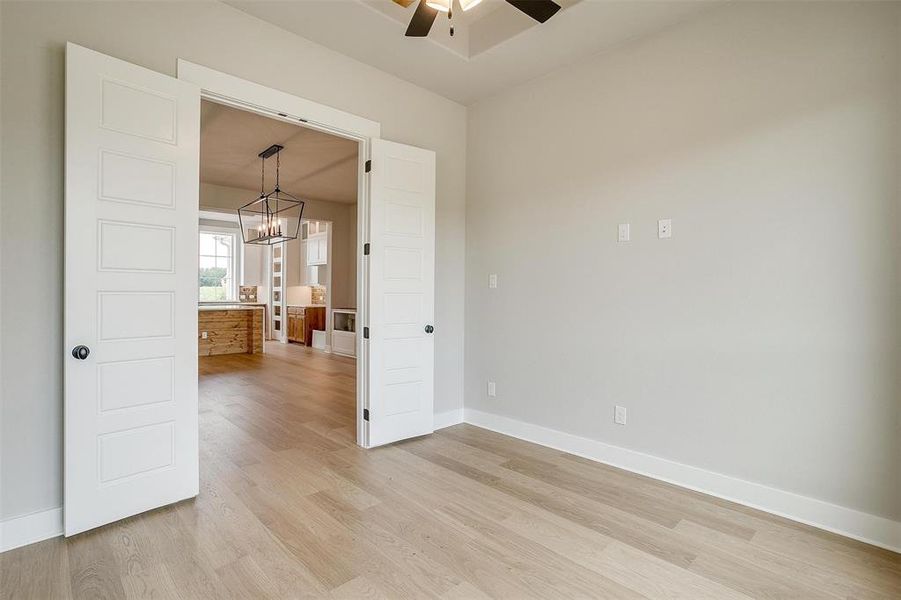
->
[393, 0, 562, 37]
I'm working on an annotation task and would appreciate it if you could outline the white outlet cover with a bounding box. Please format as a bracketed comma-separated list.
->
[614, 405, 627, 425]
[489, 274, 498, 289]
[618, 223, 630, 242]
[658, 219, 672, 239]
[487, 381, 496, 397]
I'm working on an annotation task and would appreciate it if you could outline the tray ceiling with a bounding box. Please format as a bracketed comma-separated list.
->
[225, 0, 719, 104]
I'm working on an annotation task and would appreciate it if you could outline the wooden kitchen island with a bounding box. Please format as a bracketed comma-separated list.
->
[198, 305, 265, 356]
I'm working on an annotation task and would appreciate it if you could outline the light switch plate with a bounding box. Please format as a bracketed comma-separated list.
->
[489, 274, 498, 289]
[618, 223, 630, 242]
[658, 219, 672, 239]
[614, 405, 627, 425]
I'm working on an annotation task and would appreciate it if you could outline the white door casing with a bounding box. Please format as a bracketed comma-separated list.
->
[64, 43, 200, 536]
[367, 139, 436, 447]
[175, 61, 380, 448]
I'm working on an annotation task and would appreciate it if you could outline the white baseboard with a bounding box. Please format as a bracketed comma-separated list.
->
[434, 408, 464, 431]
[463, 408, 901, 554]
[1, 507, 63, 553]
[5, 412, 896, 555]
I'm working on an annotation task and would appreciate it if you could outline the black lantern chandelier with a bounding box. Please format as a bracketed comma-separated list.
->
[238, 144, 304, 245]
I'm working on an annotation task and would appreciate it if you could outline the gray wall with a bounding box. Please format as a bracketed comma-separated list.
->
[466, 1, 900, 520]
[0, 0, 466, 521]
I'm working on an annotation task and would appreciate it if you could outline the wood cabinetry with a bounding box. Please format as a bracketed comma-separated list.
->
[286, 306, 305, 343]
[286, 305, 326, 346]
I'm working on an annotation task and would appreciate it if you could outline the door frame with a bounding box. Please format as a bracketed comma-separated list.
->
[177, 60, 379, 448]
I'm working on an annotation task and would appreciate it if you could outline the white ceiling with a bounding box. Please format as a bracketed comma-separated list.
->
[201, 100, 359, 204]
[225, 0, 719, 105]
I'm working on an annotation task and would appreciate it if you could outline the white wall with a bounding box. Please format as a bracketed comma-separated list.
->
[466, 1, 900, 522]
[0, 0, 466, 522]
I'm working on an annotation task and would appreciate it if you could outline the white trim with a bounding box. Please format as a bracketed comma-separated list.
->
[198, 227, 241, 302]
[7, 412, 896, 554]
[176, 60, 380, 140]
[463, 408, 901, 554]
[176, 60, 377, 449]
[434, 408, 464, 430]
[1, 508, 63, 553]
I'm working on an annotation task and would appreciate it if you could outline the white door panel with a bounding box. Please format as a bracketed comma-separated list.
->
[367, 140, 436, 447]
[65, 43, 199, 536]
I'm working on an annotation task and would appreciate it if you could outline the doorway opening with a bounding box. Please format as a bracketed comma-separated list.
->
[196, 99, 360, 446]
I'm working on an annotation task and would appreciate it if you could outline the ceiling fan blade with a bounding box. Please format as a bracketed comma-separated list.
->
[405, 0, 438, 37]
[391, 0, 417, 7]
[505, 0, 561, 23]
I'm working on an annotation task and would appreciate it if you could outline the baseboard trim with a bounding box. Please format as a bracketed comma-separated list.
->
[0, 507, 63, 553]
[463, 408, 901, 553]
[434, 408, 464, 431]
[5, 412, 896, 554]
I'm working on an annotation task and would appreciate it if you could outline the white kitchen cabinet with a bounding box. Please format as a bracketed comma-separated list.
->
[306, 233, 327, 266]
[305, 221, 327, 235]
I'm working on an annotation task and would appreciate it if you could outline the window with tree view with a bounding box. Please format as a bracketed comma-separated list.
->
[199, 231, 236, 301]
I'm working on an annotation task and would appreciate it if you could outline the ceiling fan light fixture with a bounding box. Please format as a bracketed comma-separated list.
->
[402, 0, 561, 38]
[425, 0, 450, 12]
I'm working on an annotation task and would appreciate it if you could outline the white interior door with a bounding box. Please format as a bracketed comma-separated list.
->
[64, 43, 200, 536]
[367, 139, 436, 447]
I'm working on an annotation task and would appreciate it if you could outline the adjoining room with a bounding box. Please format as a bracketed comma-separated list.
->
[196, 99, 360, 443]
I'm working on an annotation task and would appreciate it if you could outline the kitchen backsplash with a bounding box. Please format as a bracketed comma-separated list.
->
[311, 286, 326, 305]
[239, 286, 258, 303]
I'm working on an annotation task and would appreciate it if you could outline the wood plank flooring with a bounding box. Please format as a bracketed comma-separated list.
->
[3, 344, 899, 598]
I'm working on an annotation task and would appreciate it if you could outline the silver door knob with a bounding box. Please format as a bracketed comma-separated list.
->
[424, 325, 434, 334]
[71, 345, 91, 360]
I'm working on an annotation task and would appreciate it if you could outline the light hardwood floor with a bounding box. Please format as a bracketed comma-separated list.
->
[2, 344, 899, 598]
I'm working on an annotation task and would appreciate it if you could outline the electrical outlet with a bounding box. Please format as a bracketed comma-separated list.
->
[489, 273, 498, 289]
[618, 223, 630, 242]
[201, 331, 208, 340]
[614, 405, 627, 425]
[487, 381, 496, 398]
[658, 219, 672, 239]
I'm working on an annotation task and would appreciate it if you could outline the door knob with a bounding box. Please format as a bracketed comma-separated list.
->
[71, 345, 91, 360]
[424, 325, 434, 334]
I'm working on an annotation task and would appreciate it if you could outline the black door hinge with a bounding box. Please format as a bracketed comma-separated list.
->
[365, 159, 372, 173]
[363, 243, 370, 256]
[363, 409, 370, 421]
[363, 327, 370, 339]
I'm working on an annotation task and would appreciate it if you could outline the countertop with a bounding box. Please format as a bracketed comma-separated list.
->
[199, 302, 266, 306]
[286, 304, 326, 309]
[198, 304, 265, 311]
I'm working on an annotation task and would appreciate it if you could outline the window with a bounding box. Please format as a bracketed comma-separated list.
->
[199, 230, 237, 301]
